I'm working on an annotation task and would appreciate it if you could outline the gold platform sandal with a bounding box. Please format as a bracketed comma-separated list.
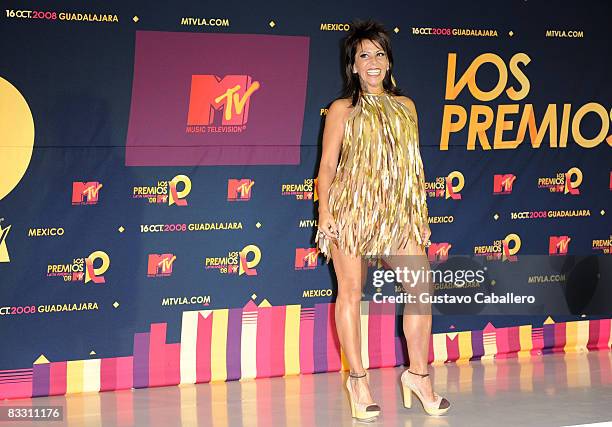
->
[345, 371, 381, 422]
[400, 368, 451, 416]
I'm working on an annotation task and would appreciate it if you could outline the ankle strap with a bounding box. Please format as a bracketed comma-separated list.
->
[349, 371, 367, 378]
[407, 369, 429, 378]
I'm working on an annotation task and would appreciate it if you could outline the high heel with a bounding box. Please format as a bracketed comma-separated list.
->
[400, 368, 451, 416]
[345, 371, 381, 421]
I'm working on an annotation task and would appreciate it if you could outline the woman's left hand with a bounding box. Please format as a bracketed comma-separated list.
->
[420, 224, 431, 246]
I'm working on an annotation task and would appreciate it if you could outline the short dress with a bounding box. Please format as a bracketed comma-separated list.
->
[315, 91, 430, 264]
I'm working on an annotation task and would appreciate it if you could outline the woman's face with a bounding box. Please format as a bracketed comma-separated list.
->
[352, 38, 390, 92]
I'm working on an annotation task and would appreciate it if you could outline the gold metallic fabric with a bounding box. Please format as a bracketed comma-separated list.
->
[316, 92, 429, 263]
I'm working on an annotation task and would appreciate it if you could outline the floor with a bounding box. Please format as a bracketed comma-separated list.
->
[1, 350, 610, 426]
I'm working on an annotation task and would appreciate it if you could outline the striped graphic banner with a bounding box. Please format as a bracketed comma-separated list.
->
[0, 301, 610, 400]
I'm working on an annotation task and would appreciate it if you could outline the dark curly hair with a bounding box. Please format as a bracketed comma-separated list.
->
[341, 18, 403, 106]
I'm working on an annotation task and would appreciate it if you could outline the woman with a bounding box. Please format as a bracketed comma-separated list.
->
[315, 19, 451, 420]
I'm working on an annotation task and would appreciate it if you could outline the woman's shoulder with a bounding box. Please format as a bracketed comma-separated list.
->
[329, 97, 354, 109]
[327, 97, 355, 119]
[393, 95, 418, 121]
[394, 95, 416, 109]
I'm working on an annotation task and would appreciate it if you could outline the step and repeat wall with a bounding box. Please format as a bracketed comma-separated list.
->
[1, 0, 611, 399]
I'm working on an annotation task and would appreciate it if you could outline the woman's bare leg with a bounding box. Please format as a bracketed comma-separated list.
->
[330, 240, 373, 404]
[382, 238, 436, 402]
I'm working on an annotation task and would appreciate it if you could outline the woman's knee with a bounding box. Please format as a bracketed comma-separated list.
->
[336, 278, 363, 304]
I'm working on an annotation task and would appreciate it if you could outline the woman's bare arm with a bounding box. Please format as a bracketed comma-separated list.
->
[399, 96, 418, 126]
[317, 99, 349, 214]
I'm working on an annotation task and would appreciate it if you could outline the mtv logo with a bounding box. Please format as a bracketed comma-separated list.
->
[295, 248, 318, 270]
[549, 236, 571, 255]
[227, 179, 254, 201]
[72, 182, 102, 205]
[428, 243, 452, 262]
[493, 174, 516, 194]
[148, 254, 177, 277]
[188, 75, 259, 126]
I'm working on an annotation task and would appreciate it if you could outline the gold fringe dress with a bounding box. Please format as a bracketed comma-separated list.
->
[315, 91, 429, 263]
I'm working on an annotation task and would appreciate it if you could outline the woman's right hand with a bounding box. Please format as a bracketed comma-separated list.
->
[318, 209, 340, 240]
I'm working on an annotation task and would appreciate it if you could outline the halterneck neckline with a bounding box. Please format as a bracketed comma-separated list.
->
[362, 91, 389, 97]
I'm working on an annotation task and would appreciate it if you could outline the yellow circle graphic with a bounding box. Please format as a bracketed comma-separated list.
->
[0, 77, 34, 201]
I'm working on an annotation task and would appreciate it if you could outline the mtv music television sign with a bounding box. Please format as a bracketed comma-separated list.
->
[126, 31, 309, 166]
